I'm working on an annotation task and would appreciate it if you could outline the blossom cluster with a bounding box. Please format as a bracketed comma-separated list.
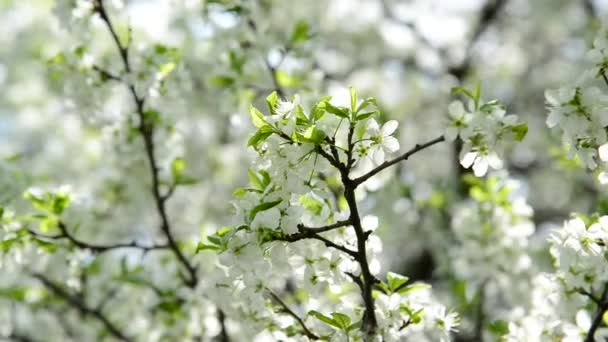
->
[446, 85, 527, 177]
[504, 215, 608, 341]
[203, 89, 459, 340]
[545, 25, 608, 182]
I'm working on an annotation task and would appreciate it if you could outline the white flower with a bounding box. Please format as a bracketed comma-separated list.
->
[365, 119, 400, 164]
[445, 100, 471, 142]
[275, 95, 300, 117]
[545, 88, 575, 128]
[459, 150, 503, 177]
[429, 305, 460, 340]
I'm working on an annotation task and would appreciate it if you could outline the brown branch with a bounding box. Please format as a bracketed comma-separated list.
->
[93, 0, 198, 287]
[297, 219, 352, 234]
[32, 273, 132, 342]
[352, 135, 445, 187]
[276, 231, 357, 258]
[28, 223, 169, 254]
[267, 289, 319, 340]
[585, 283, 608, 342]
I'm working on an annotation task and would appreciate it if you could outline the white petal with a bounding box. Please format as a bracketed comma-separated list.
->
[460, 152, 477, 168]
[473, 157, 489, 177]
[546, 110, 561, 128]
[382, 136, 400, 153]
[599, 143, 608, 162]
[448, 101, 464, 118]
[373, 148, 385, 164]
[487, 154, 503, 170]
[381, 120, 399, 136]
[366, 118, 380, 134]
[576, 310, 591, 330]
[599, 171, 608, 184]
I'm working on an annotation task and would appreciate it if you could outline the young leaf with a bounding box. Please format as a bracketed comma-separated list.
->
[325, 102, 349, 118]
[511, 123, 528, 141]
[331, 312, 351, 329]
[309, 310, 340, 329]
[387, 272, 409, 293]
[349, 86, 357, 113]
[300, 125, 326, 144]
[249, 105, 267, 128]
[356, 111, 377, 121]
[291, 20, 311, 44]
[356, 97, 377, 113]
[266, 91, 279, 114]
[249, 199, 282, 221]
[248, 169, 264, 191]
[247, 126, 274, 148]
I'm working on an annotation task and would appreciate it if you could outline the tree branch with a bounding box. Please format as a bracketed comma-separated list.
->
[93, 0, 198, 287]
[267, 289, 319, 340]
[585, 283, 608, 342]
[352, 135, 445, 187]
[276, 230, 357, 258]
[27, 223, 169, 254]
[297, 219, 352, 234]
[32, 273, 132, 342]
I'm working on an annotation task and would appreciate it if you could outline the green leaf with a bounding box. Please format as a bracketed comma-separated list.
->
[207, 235, 222, 246]
[325, 102, 349, 118]
[0, 287, 28, 301]
[511, 123, 528, 141]
[171, 158, 186, 179]
[331, 312, 351, 329]
[259, 170, 272, 189]
[295, 105, 309, 126]
[387, 272, 409, 293]
[309, 310, 340, 329]
[52, 193, 70, 215]
[247, 126, 274, 148]
[248, 169, 264, 190]
[291, 20, 311, 44]
[299, 193, 324, 215]
[39, 216, 58, 232]
[143, 110, 161, 124]
[311, 96, 331, 121]
[276, 70, 300, 88]
[249, 105, 267, 128]
[216, 226, 233, 237]
[399, 283, 431, 294]
[158, 62, 176, 78]
[355, 111, 377, 121]
[488, 320, 509, 336]
[211, 75, 235, 87]
[299, 125, 326, 144]
[349, 86, 357, 113]
[266, 91, 279, 114]
[356, 97, 377, 113]
[47, 52, 66, 65]
[0, 238, 19, 251]
[196, 243, 220, 252]
[249, 199, 282, 222]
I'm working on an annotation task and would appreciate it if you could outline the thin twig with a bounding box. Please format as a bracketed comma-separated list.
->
[352, 135, 445, 187]
[93, 0, 198, 287]
[32, 273, 132, 342]
[585, 283, 608, 342]
[267, 289, 319, 340]
[28, 223, 169, 254]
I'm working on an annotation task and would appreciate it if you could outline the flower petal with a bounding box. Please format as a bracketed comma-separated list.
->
[599, 143, 608, 162]
[381, 120, 399, 136]
[460, 152, 477, 168]
[382, 136, 400, 153]
[473, 157, 489, 177]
